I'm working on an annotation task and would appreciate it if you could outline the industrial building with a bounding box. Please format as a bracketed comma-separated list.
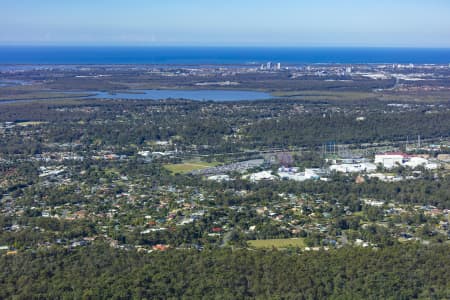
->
[375, 152, 439, 170]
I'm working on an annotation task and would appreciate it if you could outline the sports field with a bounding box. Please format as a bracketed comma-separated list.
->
[247, 238, 306, 249]
[164, 161, 219, 174]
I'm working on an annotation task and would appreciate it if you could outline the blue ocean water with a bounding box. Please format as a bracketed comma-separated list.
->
[0, 46, 450, 64]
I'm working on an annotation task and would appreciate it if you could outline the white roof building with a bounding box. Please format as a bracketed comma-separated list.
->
[374, 152, 408, 169]
[245, 171, 276, 182]
[404, 157, 428, 168]
[375, 152, 439, 170]
[277, 167, 320, 182]
[330, 163, 377, 173]
[207, 175, 231, 182]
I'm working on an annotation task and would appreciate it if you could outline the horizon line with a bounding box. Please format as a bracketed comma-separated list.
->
[1, 44, 450, 50]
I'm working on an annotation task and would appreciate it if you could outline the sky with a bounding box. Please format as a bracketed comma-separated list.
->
[1, 0, 450, 47]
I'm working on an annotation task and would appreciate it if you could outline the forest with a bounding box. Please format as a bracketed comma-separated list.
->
[0, 99, 449, 155]
[1, 243, 449, 299]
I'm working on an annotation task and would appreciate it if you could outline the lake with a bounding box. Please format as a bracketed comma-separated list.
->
[0, 80, 30, 87]
[84, 90, 274, 101]
[0, 89, 274, 104]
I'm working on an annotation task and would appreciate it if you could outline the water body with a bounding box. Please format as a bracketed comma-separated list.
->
[84, 90, 274, 101]
[0, 90, 273, 104]
[0, 80, 30, 87]
[1, 47, 450, 64]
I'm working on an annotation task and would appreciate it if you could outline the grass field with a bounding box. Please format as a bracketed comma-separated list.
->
[248, 238, 306, 249]
[272, 90, 450, 103]
[164, 161, 220, 174]
[272, 90, 376, 100]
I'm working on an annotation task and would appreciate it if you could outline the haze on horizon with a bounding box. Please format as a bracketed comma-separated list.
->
[1, 0, 450, 48]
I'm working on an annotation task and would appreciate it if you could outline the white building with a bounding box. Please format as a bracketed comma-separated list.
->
[363, 199, 385, 207]
[404, 157, 428, 168]
[375, 152, 439, 170]
[305, 168, 321, 178]
[368, 173, 402, 182]
[207, 175, 230, 182]
[374, 152, 407, 169]
[277, 167, 320, 182]
[424, 162, 439, 170]
[245, 171, 276, 182]
[329, 163, 377, 173]
[138, 151, 151, 157]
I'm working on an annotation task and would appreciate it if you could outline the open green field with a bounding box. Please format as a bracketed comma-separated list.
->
[272, 90, 376, 101]
[0, 89, 87, 101]
[272, 90, 450, 103]
[248, 238, 306, 249]
[164, 161, 220, 174]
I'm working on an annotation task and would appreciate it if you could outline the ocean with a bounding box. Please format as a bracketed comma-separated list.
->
[0, 46, 450, 65]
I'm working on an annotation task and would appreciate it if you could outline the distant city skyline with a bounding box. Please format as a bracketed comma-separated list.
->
[2, 0, 450, 47]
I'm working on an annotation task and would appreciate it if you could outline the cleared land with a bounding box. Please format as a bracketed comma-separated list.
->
[248, 238, 306, 249]
[164, 161, 220, 174]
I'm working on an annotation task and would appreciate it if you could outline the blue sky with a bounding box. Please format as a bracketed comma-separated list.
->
[1, 0, 450, 47]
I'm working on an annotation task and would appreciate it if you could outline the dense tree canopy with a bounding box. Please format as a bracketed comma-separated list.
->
[1, 243, 449, 299]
